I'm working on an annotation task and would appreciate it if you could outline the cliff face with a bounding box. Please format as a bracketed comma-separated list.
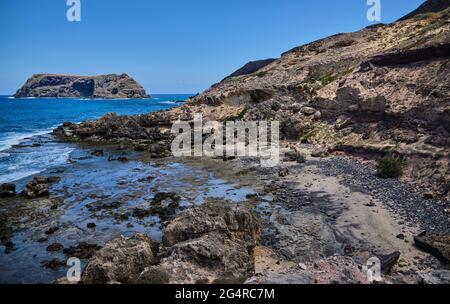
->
[14, 74, 149, 99]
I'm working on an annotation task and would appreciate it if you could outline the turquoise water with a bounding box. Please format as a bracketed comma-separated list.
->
[0, 95, 191, 183]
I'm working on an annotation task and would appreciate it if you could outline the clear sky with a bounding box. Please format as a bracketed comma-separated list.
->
[0, 0, 424, 94]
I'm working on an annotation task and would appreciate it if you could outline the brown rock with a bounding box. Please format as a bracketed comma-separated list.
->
[81, 234, 158, 284]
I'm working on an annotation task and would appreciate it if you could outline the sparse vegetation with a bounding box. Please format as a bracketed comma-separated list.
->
[271, 102, 280, 112]
[254, 71, 267, 78]
[377, 157, 404, 179]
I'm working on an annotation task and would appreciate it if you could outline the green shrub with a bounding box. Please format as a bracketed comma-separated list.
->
[377, 157, 404, 179]
[271, 102, 280, 112]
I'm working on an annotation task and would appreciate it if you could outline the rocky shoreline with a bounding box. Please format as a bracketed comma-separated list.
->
[2, 0, 450, 284]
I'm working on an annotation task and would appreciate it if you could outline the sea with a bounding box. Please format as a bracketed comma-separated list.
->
[0, 94, 190, 184]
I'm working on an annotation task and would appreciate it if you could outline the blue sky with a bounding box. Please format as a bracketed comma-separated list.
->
[0, 0, 424, 94]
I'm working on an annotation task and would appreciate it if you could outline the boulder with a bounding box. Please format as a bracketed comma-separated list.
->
[335, 115, 353, 130]
[158, 199, 261, 283]
[81, 234, 158, 284]
[414, 232, 450, 263]
[21, 178, 49, 199]
[283, 148, 306, 163]
[311, 147, 330, 158]
[162, 199, 260, 249]
[0, 183, 16, 198]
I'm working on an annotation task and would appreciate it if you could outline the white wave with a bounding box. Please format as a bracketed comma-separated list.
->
[0, 152, 10, 159]
[0, 170, 43, 184]
[157, 101, 177, 105]
[0, 128, 56, 152]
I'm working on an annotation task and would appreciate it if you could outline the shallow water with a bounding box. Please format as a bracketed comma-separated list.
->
[0, 94, 258, 283]
[0, 146, 255, 284]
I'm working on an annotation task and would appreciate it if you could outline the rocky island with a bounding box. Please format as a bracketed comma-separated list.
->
[13, 73, 149, 99]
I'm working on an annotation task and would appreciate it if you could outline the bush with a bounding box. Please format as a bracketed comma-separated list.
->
[271, 102, 280, 112]
[377, 157, 403, 179]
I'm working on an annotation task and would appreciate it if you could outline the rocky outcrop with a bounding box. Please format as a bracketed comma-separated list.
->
[222, 59, 277, 81]
[20, 176, 60, 199]
[399, 0, 450, 21]
[156, 199, 261, 284]
[78, 200, 261, 284]
[0, 183, 16, 198]
[367, 43, 450, 67]
[81, 233, 158, 284]
[414, 232, 450, 263]
[14, 74, 149, 99]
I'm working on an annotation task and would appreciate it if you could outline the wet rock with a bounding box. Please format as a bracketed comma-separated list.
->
[45, 227, 60, 235]
[63, 242, 102, 260]
[91, 150, 104, 157]
[0, 183, 16, 198]
[4, 241, 15, 254]
[21, 177, 50, 199]
[81, 234, 158, 284]
[414, 232, 450, 263]
[87, 223, 96, 229]
[47, 243, 64, 252]
[43, 258, 66, 270]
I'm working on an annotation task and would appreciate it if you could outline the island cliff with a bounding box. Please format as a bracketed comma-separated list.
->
[14, 73, 149, 99]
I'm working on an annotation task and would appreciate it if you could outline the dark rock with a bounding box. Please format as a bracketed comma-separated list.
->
[91, 150, 104, 157]
[63, 242, 102, 260]
[45, 227, 60, 235]
[379, 251, 401, 274]
[136, 267, 170, 284]
[279, 168, 290, 177]
[222, 59, 276, 81]
[47, 243, 64, 252]
[414, 232, 450, 263]
[87, 223, 96, 229]
[43, 258, 66, 270]
[396, 234, 406, 240]
[284, 149, 306, 163]
[0, 183, 16, 198]
[21, 177, 51, 199]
